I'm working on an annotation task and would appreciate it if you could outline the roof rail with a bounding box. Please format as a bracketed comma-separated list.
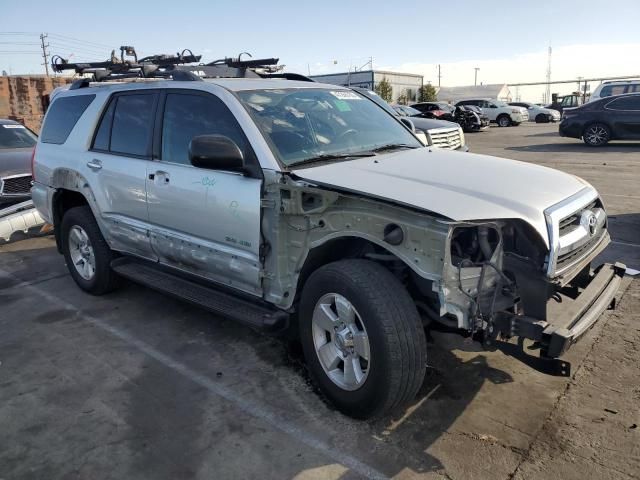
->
[51, 47, 289, 83]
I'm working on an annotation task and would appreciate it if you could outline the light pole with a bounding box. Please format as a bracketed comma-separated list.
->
[474, 67, 480, 86]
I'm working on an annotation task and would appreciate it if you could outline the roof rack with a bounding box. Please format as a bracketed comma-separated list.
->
[51, 46, 315, 83]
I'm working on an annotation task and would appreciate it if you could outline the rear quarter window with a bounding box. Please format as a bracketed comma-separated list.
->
[40, 95, 95, 144]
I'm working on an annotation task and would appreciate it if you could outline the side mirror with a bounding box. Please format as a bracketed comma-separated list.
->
[189, 134, 244, 172]
[399, 117, 416, 132]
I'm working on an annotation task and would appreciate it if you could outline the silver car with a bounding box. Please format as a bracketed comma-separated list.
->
[0, 119, 37, 207]
[32, 77, 623, 419]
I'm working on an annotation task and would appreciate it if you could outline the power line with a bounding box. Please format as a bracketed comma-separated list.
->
[47, 33, 115, 50]
[0, 42, 40, 45]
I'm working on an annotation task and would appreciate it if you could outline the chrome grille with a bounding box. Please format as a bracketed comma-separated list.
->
[428, 127, 462, 150]
[546, 191, 607, 277]
[0, 174, 32, 196]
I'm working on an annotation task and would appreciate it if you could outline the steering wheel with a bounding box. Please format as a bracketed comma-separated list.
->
[337, 128, 358, 141]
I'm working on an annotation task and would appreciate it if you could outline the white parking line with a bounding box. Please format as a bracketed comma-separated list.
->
[612, 240, 640, 249]
[0, 268, 388, 480]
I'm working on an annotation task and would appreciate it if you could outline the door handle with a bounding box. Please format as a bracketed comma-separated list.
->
[87, 159, 102, 171]
[153, 170, 170, 184]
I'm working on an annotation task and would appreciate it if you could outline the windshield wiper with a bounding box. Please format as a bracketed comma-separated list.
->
[370, 143, 419, 153]
[288, 151, 375, 168]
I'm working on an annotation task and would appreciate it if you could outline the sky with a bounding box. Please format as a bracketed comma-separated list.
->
[2, 0, 639, 102]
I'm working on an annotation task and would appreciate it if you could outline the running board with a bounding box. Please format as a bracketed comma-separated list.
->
[111, 258, 289, 333]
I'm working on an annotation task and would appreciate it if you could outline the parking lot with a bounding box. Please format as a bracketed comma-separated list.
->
[1, 123, 638, 480]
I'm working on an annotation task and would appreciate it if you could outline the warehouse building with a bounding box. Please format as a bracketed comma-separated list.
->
[309, 70, 424, 103]
[435, 84, 512, 103]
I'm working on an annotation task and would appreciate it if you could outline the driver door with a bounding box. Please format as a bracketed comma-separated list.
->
[146, 90, 263, 296]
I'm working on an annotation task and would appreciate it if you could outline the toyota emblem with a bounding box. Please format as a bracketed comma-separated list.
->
[581, 210, 598, 237]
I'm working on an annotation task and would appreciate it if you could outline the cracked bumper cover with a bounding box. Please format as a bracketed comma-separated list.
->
[497, 262, 625, 358]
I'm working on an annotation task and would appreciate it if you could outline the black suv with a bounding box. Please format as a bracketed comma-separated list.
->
[559, 93, 640, 146]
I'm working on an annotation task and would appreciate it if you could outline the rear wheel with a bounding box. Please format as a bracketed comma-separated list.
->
[583, 123, 611, 146]
[497, 115, 511, 127]
[299, 259, 426, 419]
[61, 206, 119, 295]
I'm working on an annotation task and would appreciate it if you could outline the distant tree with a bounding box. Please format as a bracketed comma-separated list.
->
[374, 77, 393, 103]
[418, 84, 438, 102]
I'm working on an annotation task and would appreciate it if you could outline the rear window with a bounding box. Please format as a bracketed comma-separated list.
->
[92, 93, 157, 157]
[40, 95, 95, 144]
[0, 124, 37, 149]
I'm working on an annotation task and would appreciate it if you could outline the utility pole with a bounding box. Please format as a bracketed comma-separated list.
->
[545, 46, 552, 104]
[474, 67, 480, 86]
[39, 33, 50, 77]
[437, 64, 441, 87]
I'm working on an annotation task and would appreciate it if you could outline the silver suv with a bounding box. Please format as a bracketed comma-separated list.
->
[32, 76, 623, 419]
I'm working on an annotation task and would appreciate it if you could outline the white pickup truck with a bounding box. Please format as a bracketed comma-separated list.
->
[456, 99, 528, 127]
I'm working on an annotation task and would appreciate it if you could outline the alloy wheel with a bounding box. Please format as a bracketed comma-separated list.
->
[311, 293, 370, 391]
[68, 225, 96, 280]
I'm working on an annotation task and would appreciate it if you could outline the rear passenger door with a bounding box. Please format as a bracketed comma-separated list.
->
[89, 90, 158, 259]
[146, 90, 263, 297]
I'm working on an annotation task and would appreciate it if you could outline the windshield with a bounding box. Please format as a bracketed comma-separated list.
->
[0, 124, 37, 149]
[237, 88, 422, 167]
[403, 106, 422, 116]
[493, 100, 509, 107]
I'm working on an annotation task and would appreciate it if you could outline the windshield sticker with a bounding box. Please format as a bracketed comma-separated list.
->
[334, 100, 352, 112]
[330, 91, 362, 100]
[2, 124, 25, 129]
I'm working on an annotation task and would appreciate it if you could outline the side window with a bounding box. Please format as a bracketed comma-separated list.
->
[41, 95, 95, 144]
[92, 100, 115, 151]
[110, 94, 157, 157]
[161, 93, 250, 166]
[607, 96, 640, 111]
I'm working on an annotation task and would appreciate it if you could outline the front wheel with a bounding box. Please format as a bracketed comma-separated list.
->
[299, 259, 426, 419]
[583, 123, 611, 146]
[497, 115, 511, 127]
[61, 206, 119, 295]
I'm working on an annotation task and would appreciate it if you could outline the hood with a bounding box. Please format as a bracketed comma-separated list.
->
[410, 117, 459, 131]
[294, 148, 591, 248]
[0, 148, 32, 177]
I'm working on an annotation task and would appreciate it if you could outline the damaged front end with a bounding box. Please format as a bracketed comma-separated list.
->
[435, 215, 624, 363]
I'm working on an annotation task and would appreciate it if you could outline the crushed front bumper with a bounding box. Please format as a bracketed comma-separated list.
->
[495, 262, 625, 358]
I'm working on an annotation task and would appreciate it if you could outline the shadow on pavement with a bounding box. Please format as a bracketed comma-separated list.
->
[506, 142, 640, 154]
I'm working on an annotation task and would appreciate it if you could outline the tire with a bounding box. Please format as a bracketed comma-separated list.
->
[535, 114, 548, 123]
[583, 123, 611, 146]
[299, 259, 426, 419]
[61, 206, 119, 295]
[497, 115, 511, 127]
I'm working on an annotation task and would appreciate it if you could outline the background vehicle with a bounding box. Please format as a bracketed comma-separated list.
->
[0, 119, 37, 208]
[589, 80, 640, 103]
[454, 105, 490, 132]
[391, 105, 468, 151]
[411, 102, 456, 121]
[559, 93, 640, 146]
[410, 102, 490, 132]
[547, 93, 583, 114]
[455, 99, 528, 126]
[509, 102, 560, 123]
[352, 89, 468, 151]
